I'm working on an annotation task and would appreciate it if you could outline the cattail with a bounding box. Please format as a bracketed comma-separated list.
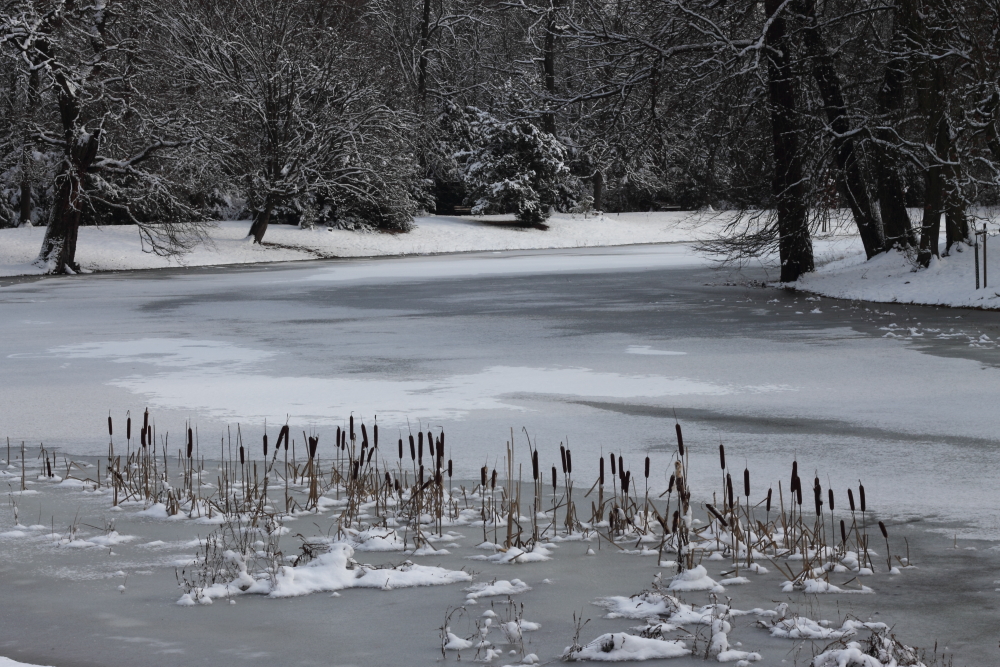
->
[239, 445, 245, 466]
[766, 487, 772, 513]
[878, 521, 888, 539]
[840, 519, 847, 544]
[263, 433, 268, 457]
[284, 429, 289, 451]
[419, 465, 424, 486]
[719, 444, 726, 470]
[336, 427, 341, 449]
[309, 436, 318, 459]
[743, 467, 750, 497]
[394, 478, 400, 493]
[532, 451, 539, 481]
[671, 510, 679, 534]
[448, 459, 453, 478]
[814, 484, 822, 516]
[352, 460, 359, 480]
[559, 445, 567, 474]
[418, 432, 423, 463]
[361, 424, 368, 446]
[490, 469, 496, 490]
[828, 489, 834, 511]
[848, 488, 856, 512]
[623, 470, 631, 494]
[791, 460, 798, 479]
[427, 431, 433, 454]
[551, 466, 557, 492]
[667, 474, 675, 494]
[108, 415, 113, 437]
[398, 438, 403, 459]
[435, 470, 442, 485]
[726, 473, 733, 508]
[566, 450, 573, 474]
[795, 482, 802, 506]
[609, 454, 616, 476]
[349, 415, 354, 440]
[141, 427, 146, 448]
[187, 429, 193, 458]
[373, 424, 378, 447]
[859, 484, 866, 512]
[126, 417, 131, 440]
[341, 431, 346, 449]
[143, 408, 149, 432]
[409, 435, 415, 461]
[366, 448, 374, 464]
[618, 455, 624, 479]
[706, 503, 728, 527]
[481, 466, 487, 487]
[599, 457, 605, 485]
[644, 456, 650, 478]
[675, 423, 684, 456]
[384, 471, 391, 486]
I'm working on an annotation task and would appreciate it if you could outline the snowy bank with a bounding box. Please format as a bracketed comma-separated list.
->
[796, 237, 1000, 311]
[0, 212, 724, 277]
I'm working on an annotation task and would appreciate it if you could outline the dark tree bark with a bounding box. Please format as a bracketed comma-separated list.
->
[39, 127, 101, 273]
[541, 4, 558, 135]
[765, 0, 813, 282]
[416, 0, 433, 107]
[248, 194, 275, 244]
[799, 0, 882, 258]
[593, 170, 604, 212]
[874, 34, 914, 251]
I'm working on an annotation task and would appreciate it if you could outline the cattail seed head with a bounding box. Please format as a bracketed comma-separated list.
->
[623, 471, 630, 494]
[859, 484, 866, 512]
[719, 444, 725, 470]
[840, 519, 847, 543]
[398, 438, 403, 459]
[618, 455, 624, 479]
[480, 466, 487, 487]
[675, 423, 684, 457]
[309, 436, 318, 459]
[566, 450, 573, 475]
[726, 473, 733, 509]
[263, 433, 268, 457]
[879, 521, 888, 539]
[551, 466, 557, 492]
[373, 424, 378, 447]
[143, 408, 149, 431]
[187, 429, 193, 458]
[239, 445, 245, 466]
[848, 488, 855, 512]
[644, 456, 650, 479]
[448, 459, 453, 477]
[795, 483, 802, 506]
[349, 415, 354, 440]
[667, 474, 675, 494]
[409, 435, 415, 461]
[814, 485, 822, 516]
[532, 450, 539, 481]
[490, 469, 496, 489]
[671, 510, 679, 534]
[766, 487, 772, 513]
[609, 455, 616, 476]
[599, 457, 605, 485]
[361, 424, 368, 446]
[706, 503, 728, 527]
[126, 417, 131, 440]
[828, 489, 834, 511]
[743, 468, 750, 497]
[108, 415, 113, 436]
[559, 445, 567, 474]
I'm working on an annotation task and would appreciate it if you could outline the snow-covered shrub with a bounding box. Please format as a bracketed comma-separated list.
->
[465, 114, 571, 226]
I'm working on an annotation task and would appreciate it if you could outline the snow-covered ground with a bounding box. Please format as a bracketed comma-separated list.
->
[5, 210, 997, 313]
[797, 238, 1000, 310]
[0, 212, 726, 276]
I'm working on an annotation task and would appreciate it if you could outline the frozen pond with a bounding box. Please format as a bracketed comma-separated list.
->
[1, 245, 999, 666]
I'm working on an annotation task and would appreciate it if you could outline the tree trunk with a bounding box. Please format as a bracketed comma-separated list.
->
[18, 179, 32, 227]
[911, 8, 948, 267]
[799, 0, 881, 258]
[593, 170, 604, 212]
[541, 9, 557, 135]
[39, 131, 101, 273]
[416, 0, 432, 107]
[875, 2, 915, 251]
[248, 194, 275, 244]
[765, 0, 813, 282]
